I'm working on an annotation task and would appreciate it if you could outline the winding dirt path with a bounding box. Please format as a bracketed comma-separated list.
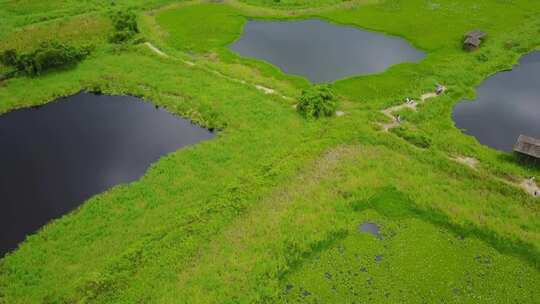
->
[144, 42, 291, 99]
[378, 86, 538, 198]
[451, 154, 539, 198]
[380, 100, 418, 131]
[144, 42, 168, 58]
[451, 155, 479, 170]
[380, 85, 447, 131]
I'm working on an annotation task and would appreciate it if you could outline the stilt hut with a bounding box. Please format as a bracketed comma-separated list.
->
[464, 30, 487, 51]
[514, 135, 540, 164]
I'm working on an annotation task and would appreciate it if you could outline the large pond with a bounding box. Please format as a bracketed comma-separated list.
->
[228, 19, 425, 83]
[0, 93, 214, 256]
[452, 52, 540, 152]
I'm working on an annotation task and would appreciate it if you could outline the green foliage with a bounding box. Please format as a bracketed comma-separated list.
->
[109, 30, 136, 44]
[296, 85, 337, 118]
[351, 186, 416, 218]
[281, 204, 540, 303]
[1, 0, 540, 303]
[0, 49, 17, 66]
[352, 187, 540, 269]
[0, 0, 180, 34]
[0, 41, 90, 76]
[390, 125, 432, 148]
[108, 10, 139, 44]
[476, 51, 490, 62]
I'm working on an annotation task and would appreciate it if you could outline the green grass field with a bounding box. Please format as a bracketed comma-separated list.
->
[0, 0, 539, 303]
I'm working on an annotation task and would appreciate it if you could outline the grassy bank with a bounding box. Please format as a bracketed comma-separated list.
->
[0, 0, 539, 303]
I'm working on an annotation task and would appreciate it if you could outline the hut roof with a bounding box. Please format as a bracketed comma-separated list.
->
[463, 30, 487, 51]
[464, 36, 482, 47]
[514, 135, 540, 158]
[466, 30, 487, 39]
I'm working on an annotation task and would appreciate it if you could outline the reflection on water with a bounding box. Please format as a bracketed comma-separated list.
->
[0, 93, 214, 256]
[229, 19, 425, 83]
[453, 52, 540, 152]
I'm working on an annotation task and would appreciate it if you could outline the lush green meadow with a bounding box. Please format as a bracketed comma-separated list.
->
[238, 0, 344, 9]
[0, 0, 539, 303]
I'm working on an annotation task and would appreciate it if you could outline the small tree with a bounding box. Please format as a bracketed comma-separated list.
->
[109, 10, 139, 43]
[297, 85, 337, 118]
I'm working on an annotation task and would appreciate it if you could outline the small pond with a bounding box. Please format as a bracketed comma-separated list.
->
[452, 52, 540, 152]
[228, 19, 425, 83]
[358, 221, 382, 239]
[0, 93, 214, 256]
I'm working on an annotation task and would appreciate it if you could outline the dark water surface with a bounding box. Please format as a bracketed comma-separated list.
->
[453, 52, 540, 152]
[359, 222, 382, 239]
[0, 93, 214, 256]
[229, 19, 425, 83]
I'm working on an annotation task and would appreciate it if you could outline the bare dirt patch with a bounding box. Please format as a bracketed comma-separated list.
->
[451, 155, 479, 170]
[520, 178, 539, 197]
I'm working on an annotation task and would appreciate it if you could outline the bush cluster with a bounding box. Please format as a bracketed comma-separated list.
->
[390, 125, 431, 149]
[109, 10, 139, 43]
[296, 85, 337, 118]
[0, 41, 90, 76]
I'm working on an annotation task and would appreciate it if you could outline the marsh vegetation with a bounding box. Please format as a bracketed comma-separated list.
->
[0, 0, 539, 303]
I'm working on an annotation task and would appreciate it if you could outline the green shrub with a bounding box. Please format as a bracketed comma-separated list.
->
[390, 125, 431, 148]
[0, 49, 18, 66]
[0, 41, 90, 76]
[109, 30, 135, 44]
[109, 10, 139, 43]
[296, 85, 337, 118]
[476, 52, 490, 62]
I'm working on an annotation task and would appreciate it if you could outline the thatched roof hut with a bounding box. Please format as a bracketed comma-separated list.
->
[514, 135, 540, 159]
[464, 30, 487, 51]
[467, 30, 487, 39]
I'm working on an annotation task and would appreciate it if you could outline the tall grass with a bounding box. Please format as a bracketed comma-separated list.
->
[0, 0, 539, 303]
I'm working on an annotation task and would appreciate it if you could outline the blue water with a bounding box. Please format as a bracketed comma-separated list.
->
[0, 93, 214, 256]
[453, 52, 540, 152]
[229, 19, 425, 83]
